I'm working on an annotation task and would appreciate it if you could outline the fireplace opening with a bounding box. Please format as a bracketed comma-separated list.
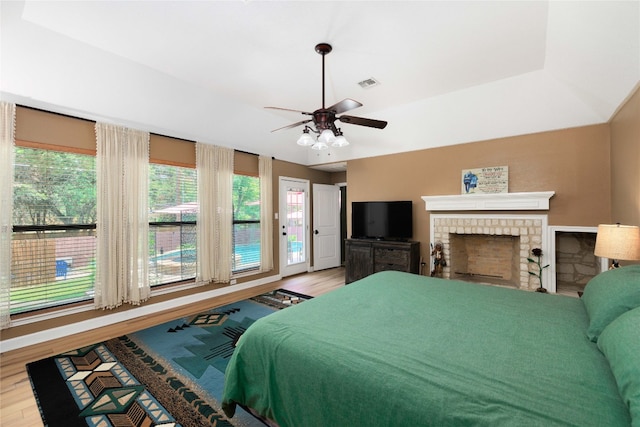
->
[555, 231, 603, 296]
[450, 234, 521, 287]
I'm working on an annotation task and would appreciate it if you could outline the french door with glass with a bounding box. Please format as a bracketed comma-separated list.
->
[279, 177, 309, 277]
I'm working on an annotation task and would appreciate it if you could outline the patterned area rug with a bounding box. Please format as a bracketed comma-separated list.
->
[27, 289, 311, 427]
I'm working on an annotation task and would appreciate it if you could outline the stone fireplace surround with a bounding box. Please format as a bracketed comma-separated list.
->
[422, 192, 554, 291]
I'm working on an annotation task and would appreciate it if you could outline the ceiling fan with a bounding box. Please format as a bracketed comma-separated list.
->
[266, 43, 388, 150]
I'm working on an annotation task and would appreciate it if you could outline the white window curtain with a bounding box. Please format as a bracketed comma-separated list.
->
[259, 155, 273, 272]
[196, 143, 234, 284]
[0, 102, 16, 329]
[95, 123, 150, 309]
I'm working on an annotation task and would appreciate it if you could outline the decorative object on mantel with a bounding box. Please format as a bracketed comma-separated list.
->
[461, 166, 508, 194]
[594, 223, 640, 269]
[430, 242, 446, 278]
[528, 248, 550, 293]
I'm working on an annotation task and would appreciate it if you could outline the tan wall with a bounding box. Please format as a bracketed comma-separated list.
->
[331, 171, 347, 184]
[347, 124, 612, 264]
[610, 85, 640, 226]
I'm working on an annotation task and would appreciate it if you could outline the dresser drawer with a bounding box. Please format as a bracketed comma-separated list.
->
[374, 262, 410, 273]
[345, 239, 420, 283]
[374, 247, 410, 265]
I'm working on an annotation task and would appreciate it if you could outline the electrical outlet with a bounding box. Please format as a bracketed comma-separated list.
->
[230, 279, 237, 285]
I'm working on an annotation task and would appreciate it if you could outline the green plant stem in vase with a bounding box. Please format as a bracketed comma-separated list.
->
[528, 248, 550, 293]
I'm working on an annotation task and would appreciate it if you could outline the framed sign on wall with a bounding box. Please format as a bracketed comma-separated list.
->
[461, 166, 508, 194]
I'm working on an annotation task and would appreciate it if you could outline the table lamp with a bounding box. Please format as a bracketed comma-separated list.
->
[594, 224, 640, 269]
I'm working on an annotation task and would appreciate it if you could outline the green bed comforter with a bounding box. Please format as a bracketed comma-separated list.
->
[222, 271, 630, 426]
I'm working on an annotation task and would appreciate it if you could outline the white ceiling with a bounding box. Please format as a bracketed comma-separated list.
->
[1, 1, 638, 168]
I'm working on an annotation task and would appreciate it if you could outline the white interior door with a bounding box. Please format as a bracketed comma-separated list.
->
[312, 183, 341, 271]
[279, 177, 309, 277]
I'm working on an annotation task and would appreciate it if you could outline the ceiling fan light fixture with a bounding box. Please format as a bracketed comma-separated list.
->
[312, 141, 329, 150]
[318, 129, 336, 144]
[332, 130, 349, 147]
[296, 128, 315, 146]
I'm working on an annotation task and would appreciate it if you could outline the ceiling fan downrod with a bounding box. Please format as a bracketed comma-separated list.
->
[315, 43, 332, 110]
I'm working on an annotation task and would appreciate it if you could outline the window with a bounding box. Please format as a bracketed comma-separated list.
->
[148, 164, 197, 286]
[9, 120, 263, 314]
[11, 147, 97, 314]
[232, 174, 261, 273]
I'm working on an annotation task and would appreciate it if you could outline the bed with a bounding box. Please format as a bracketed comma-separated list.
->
[222, 267, 640, 426]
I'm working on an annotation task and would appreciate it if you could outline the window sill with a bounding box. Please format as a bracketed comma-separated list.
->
[2, 272, 280, 352]
[9, 279, 200, 328]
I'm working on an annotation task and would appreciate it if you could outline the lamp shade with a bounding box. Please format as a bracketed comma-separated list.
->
[296, 129, 315, 146]
[317, 129, 335, 144]
[311, 141, 328, 150]
[594, 224, 640, 261]
[332, 131, 349, 147]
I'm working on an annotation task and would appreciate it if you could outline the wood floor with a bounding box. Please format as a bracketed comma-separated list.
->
[0, 267, 345, 427]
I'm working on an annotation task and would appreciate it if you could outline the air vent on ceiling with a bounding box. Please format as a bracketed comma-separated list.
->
[358, 77, 380, 89]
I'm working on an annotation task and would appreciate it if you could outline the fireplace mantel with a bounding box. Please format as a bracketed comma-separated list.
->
[422, 191, 555, 211]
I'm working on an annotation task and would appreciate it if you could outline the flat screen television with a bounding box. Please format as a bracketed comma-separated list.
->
[351, 201, 413, 240]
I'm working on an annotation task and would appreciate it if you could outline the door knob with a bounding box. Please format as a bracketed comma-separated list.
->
[314, 230, 319, 235]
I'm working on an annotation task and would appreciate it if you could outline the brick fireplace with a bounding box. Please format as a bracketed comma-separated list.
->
[422, 192, 554, 291]
[430, 214, 548, 290]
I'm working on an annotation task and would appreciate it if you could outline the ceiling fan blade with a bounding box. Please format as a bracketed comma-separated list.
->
[338, 115, 388, 129]
[271, 119, 312, 132]
[327, 98, 363, 114]
[265, 106, 313, 115]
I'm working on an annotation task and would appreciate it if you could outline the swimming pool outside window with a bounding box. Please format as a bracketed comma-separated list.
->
[232, 174, 261, 273]
[148, 164, 197, 286]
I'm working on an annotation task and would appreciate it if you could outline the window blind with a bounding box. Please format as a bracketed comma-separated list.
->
[12, 147, 96, 314]
[149, 163, 197, 286]
[232, 174, 261, 273]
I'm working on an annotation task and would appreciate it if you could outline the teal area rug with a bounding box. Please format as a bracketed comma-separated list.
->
[27, 289, 311, 427]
